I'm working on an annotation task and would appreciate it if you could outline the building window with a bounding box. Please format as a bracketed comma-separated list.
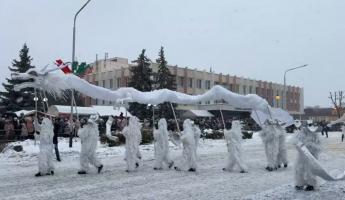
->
[95, 81, 99, 86]
[109, 79, 113, 88]
[102, 80, 106, 87]
[117, 78, 121, 87]
[229, 84, 233, 91]
[243, 85, 247, 95]
[205, 80, 211, 89]
[189, 78, 193, 88]
[178, 77, 184, 87]
[249, 86, 252, 94]
[197, 79, 202, 89]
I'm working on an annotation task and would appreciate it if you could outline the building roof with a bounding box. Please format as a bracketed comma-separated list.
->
[47, 105, 132, 117]
[91, 106, 132, 117]
[183, 110, 214, 118]
[48, 105, 98, 116]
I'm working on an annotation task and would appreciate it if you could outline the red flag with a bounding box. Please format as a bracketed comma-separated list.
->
[55, 59, 72, 74]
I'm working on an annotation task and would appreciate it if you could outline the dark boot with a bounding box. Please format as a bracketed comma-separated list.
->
[305, 185, 314, 191]
[295, 185, 304, 190]
[174, 166, 181, 171]
[135, 163, 139, 168]
[35, 172, 42, 177]
[168, 161, 174, 169]
[153, 167, 162, 170]
[265, 166, 273, 171]
[284, 163, 288, 168]
[51, 171, 54, 175]
[98, 165, 103, 173]
[188, 168, 196, 172]
[240, 170, 247, 173]
[78, 171, 87, 175]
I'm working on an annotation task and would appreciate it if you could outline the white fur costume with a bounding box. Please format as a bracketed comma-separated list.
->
[192, 123, 201, 154]
[260, 120, 280, 171]
[78, 116, 102, 172]
[153, 118, 173, 169]
[122, 116, 142, 172]
[176, 119, 197, 171]
[223, 121, 247, 172]
[275, 123, 288, 168]
[295, 126, 321, 188]
[34, 117, 54, 175]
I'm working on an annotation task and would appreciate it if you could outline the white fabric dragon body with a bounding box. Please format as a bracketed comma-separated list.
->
[12, 65, 269, 112]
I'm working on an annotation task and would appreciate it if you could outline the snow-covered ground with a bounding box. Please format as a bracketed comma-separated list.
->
[0, 132, 345, 200]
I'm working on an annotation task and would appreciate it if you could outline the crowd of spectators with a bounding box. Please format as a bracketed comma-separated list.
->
[0, 111, 260, 143]
[0, 113, 75, 142]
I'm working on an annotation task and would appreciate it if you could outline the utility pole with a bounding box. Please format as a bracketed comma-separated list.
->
[283, 64, 308, 110]
[69, 0, 92, 147]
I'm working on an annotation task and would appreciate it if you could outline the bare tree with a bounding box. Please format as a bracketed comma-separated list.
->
[329, 91, 344, 118]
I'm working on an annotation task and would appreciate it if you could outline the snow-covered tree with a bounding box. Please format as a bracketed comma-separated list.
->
[0, 44, 35, 111]
[155, 46, 176, 119]
[329, 91, 344, 118]
[129, 49, 153, 119]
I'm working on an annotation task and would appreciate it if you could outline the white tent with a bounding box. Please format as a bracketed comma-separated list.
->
[182, 110, 214, 119]
[14, 110, 36, 117]
[250, 107, 294, 127]
[48, 105, 97, 116]
[330, 113, 345, 125]
[91, 105, 132, 117]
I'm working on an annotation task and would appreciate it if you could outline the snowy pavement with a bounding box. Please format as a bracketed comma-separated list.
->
[0, 132, 345, 200]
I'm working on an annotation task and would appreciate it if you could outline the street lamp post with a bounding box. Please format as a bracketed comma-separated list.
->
[275, 95, 280, 108]
[69, 0, 92, 148]
[283, 64, 308, 110]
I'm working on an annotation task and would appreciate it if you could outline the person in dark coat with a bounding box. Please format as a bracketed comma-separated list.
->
[53, 118, 61, 162]
[321, 122, 328, 138]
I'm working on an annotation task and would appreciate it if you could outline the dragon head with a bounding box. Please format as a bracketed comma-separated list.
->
[12, 65, 70, 97]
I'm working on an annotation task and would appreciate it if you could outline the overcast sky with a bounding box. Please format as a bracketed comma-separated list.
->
[1, 0, 344, 107]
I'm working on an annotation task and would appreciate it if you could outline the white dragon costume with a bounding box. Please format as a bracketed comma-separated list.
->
[12, 66, 269, 111]
[223, 120, 247, 173]
[33, 117, 54, 177]
[153, 118, 174, 170]
[12, 64, 345, 180]
[121, 116, 142, 172]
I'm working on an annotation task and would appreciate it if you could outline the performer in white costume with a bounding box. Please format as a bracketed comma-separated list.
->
[77, 115, 103, 174]
[295, 122, 321, 191]
[121, 116, 142, 172]
[34, 117, 55, 177]
[192, 122, 201, 154]
[275, 121, 288, 168]
[223, 120, 247, 173]
[174, 119, 197, 172]
[260, 119, 279, 171]
[153, 118, 174, 170]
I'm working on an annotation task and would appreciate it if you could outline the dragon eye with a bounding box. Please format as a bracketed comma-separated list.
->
[28, 71, 38, 76]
